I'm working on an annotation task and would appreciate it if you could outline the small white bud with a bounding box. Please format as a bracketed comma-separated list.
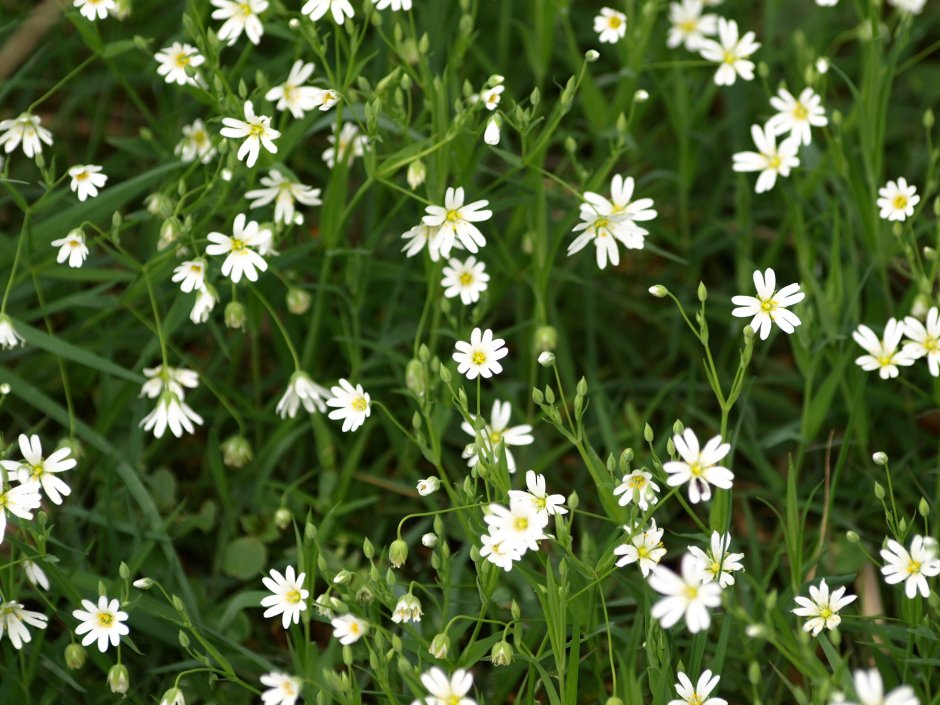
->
[537, 351, 556, 367]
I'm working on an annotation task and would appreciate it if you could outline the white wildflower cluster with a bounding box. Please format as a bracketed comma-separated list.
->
[853, 306, 940, 380]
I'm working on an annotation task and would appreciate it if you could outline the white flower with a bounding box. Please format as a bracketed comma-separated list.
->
[698, 18, 760, 85]
[887, 0, 926, 14]
[668, 670, 727, 705]
[0, 480, 42, 543]
[416, 477, 440, 496]
[594, 7, 627, 44]
[614, 520, 667, 576]
[421, 532, 438, 548]
[401, 223, 450, 261]
[877, 178, 920, 222]
[246, 170, 322, 225]
[484, 116, 501, 146]
[453, 327, 509, 380]
[836, 670, 920, 705]
[731, 268, 805, 340]
[312, 88, 340, 112]
[1, 433, 77, 506]
[663, 428, 734, 504]
[0, 315, 25, 349]
[172, 259, 207, 293]
[880, 535, 940, 598]
[903, 307, 940, 376]
[260, 673, 302, 705]
[508, 470, 568, 517]
[442, 256, 490, 305]
[483, 502, 548, 554]
[613, 469, 660, 511]
[326, 379, 371, 432]
[688, 532, 744, 588]
[649, 553, 723, 633]
[792, 579, 857, 636]
[260, 566, 309, 628]
[154, 42, 204, 86]
[480, 85, 504, 111]
[480, 531, 524, 571]
[732, 124, 800, 193]
[407, 160, 427, 190]
[140, 364, 200, 400]
[68, 164, 107, 202]
[206, 213, 270, 283]
[140, 392, 204, 439]
[72, 595, 129, 652]
[74, 0, 116, 21]
[51, 229, 90, 268]
[303, 0, 355, 24]
[220, 101, 280, 168]
[23, 560, 50, 591]
[391, 593, 423, 623]
[322, 123, 368, 167]
[853, 319, 917, 379]
[766, 87, 827, 146]
[816, 0, 838, 5]
[190, 286, 218, 324]
[331, 614, 367, 644]
[373, 0, 412, 9]
[276, 371, 330, 419]
[175, 119, 216, 163]
[265, 61, 321, 120]
[667, 0, 718, 51]
[423, 187, 493, 258]
[567, 208, 642, 270]
[0, 114, 53, 159]
[416, 668, 476, 705]
[0, 601, 48, 650]
[211, 0, 268, 45]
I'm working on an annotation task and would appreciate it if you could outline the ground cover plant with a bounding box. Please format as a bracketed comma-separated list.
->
[2, 0, 940, 703]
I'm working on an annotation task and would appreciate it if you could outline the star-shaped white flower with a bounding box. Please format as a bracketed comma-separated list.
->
[766, 87, 828, 146]
[876, 178, 920, 222]
[211, 0, 268, 45]
[220, 101, 280, 168]
[663, 428, 734, 504]
[260, 566, 309, 629]
[649, 553, 723, 633]
[0, 434, 76, 506]
[594, 7, 627, 44]
[732, 124, 800, 193]
[206, 213, 270, 283]
[453, 327, 508, 380]
[667, 0, 718, 51]
[698, 18, 760, 85]
[731, 267, 805, 340]
[853, 319, 918, 379]
[792, 579, 857, 636]
[880, 535, 940, 598]
[903, 306, 940, 376]
[422, 187, 493, 258]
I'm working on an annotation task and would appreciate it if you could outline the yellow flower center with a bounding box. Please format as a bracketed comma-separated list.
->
[637, 546, 649, 558]
[877, 354, 894, 367]
[248, 123, 266, 137]
[893, 194, 909, 210]
[240, 3, 253, 16]
[628, 475, 646, 489]
[31, 463, 44, 478]
[70, 240, 82, 248]
[760, 298, 777, 313]
[97, 611, 114, 627]
[459, 272, 474, 286]
[819, 606, 833, 620]
[231, 238, 246, 252]
[445, 209, 460, 222]
[193, 130, 208, 146]
[488, 430, 503, 444]
[768, 154, 782, 170]
[281, 682, 296, 696]
[689, 695, 704, 705]
[175, 53, 190, 68]
[680, 19, 698, 32]
[282, 84, 296, 102]
[351, 396, 368, 412]
[709, 560, 722, 575]
[689, 462, 704, 477]
[723, 51, 736, 64]
[514, 516, 529, 531]
[608, 15, 623, 29]
[925, 338, 938, 352]
[322, 92, 335, 105]
[75, 171, 90, 181]
[0, 493, 8, 508]
[792, 103, 809, 120]
[685, 585, 699, 599]
[534, 496, 547, 510]
[191, 264, 202, 273]
[907, 559, 922, 575]
[286, 589, 302, 604]
[472, 351, 487, 365]
[348, 621, 360, 635]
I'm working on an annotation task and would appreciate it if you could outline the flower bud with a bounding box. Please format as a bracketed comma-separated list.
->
[421, 532, 438, 548]
[224, 301, 247, 330]
[221, 435, 253, 468]
[274, 507, 292, 530]
[815, 57, 829, 74]
[585, 49, 599, 62]
[697, 281, 708, 302]
[537, 351, 555, 367]
[133, 577, 154, 590]
[406, 358, 427, 397]
[606, 699, 625, 705]
[484, 116, 501, 146]
[416, 477, 440, 496]
[429, 632, 450, 659]
[389, 539, 408, 568]
[160, 686, 184, 705]
[491, 640, 513, 666]
[534, 325, 557, 351]
[919, 498, 930, 517]
[65, 643, 86, 670]
[634, 89, 649, 103]
[286, 287, 312, 315]
[873, 481, 885, 500]
[107, 664, 130, 694]
[925, 109, 935, 129]
[872, 451, 888, 466]
[333, 569, 353, 585]
[648, 284, 668, 298]
[846, 530, 860, 544]
[407, 159, 427, 190]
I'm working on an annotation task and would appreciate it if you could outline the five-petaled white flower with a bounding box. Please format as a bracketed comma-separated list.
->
[483, 502, 548, 554]
[766, 87, 828, 146]
[261, 566, 309, 628]
[792, 579, 857, 636]
[322, 123, 368, 167]
[667, 0, 718, 51]
[0, 114, 53, 159]
[154, 42, 205, 86]
[508, 470, 568, 517]
[453, 327, 508, 380]
[649, 553, 723, 633]
[331, 613, 368, 644]
[731, 267, 805, 340]
[877, 178, 920, 222]
[442, 256, 490, 305]
[211, 0, 268, 45]
[51, 229, 90, 268]
[190, 285, 218, 324]
[480, 85, 504, 111]
[74, 0, 116, 21]
[732, 124, 800, 193]
[206, 213, 271, 283]
[72, 595, 129, 652]
[0, 601, 48, 650]
[0, 434, 76, 506]
[416, 668, 477, 705]
[853, 319, 917, 380]
[834, 669, 920, 705]
[903, 307, 940, 376]
[688, 532, 744, 588]
[66, 165, 106, 202]
[140, 392, 204, 439]
[416, 477, 440, 496]
[303, 0, 355, 25]
[594, 7, 627, 44]
[220, 101, 280, 168]
[265, 61, 321, 120]
[0, 480, 42, 544]
[698, 18, 760, 85]
[461, 399, 534, 474]
[277, 371, 330, 419]
[326, 379, 371, 432]
[423, 187, 493, 258]
[176, 119, 216, 163]
[613, 470, 660, 511]
[614, 520, 667, 576]
[172, 259, 207, 294]
[668, 670, 727, 705]
[246, 170, 322, 225]
[663, 428, 734, 504]
[260, 672, 303, 705]
[880, 535, 940, 599]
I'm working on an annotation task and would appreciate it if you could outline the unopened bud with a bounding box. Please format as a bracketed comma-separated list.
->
[274, 507, 292, 530]
[538, 351, 555, 367]
[65, 643, 86, 670]
[585, 49, 600, 62]
[491, 640, 513, 666]
[224, 301, 247, 330]
[108, 664, 130, 694]
[648, 284, 668, 298]
[221, 435, 253, 468]
[429, 632, 450, 659]
[286, 287, 312, 315]
[389, 539, 408, 568]
[872, 451, 888, 465]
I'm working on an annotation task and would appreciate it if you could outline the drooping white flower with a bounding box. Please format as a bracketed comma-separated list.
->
[0, 433, 77, 506]
[139, 392, 204, 439]
[0, 114, 53, 159]
[260, 672, 303, 705]
[887, 0, 926, 14]
[853, 319, 918, 379]
[835, 669, 920, 705]
[326, 379, 371, 432]
[698, 18, 760, 85]
[322, 123, 368, 167]
[688, 532, 744, 588]
[460, 400, 533, 474]
[480, 85, 504, 111]
[276, 371, 330, 419]
[766, 87, 828, 146]
[261, 566, 309, 628]
[154, 42, 205, 86]
[732, 124, 800, 193]
[423, 187, 493, 258]
[731, 268, 805, 340]
[140, 364, 199, 400]
[0, 601, 48, 650]
[668, 670, 727, 705]
[0, 315, 25, 349]
[68, 164, 108, 202]
[391, 593, 423, 623]
[175, 119, 216, 164]
[663, 428, 734, 504]
[206, 213, 270, 283]
[613, 469, 660, 511]
[245, 170, 322, 225]
[23, 560, 50, 591]
[265, 61, 321, 120]
[484, 116, 501, 146]
[648, 553, 723, 633]
[416, 477, 440, 496]
[171, 259, 207, 293]
[211, 0, 268, 45]
[331, 614, 368, 644]
[453, 328, 508, 380]
[51, 229, 90, 268]
[667, 0, 718, 51]
[303, 0, 355, 24]
[614, 520, 667, 576]
[442, 256, 490, 305]
[594, 7, 627, 44]
[815, 0, 838, 5]
[72, 595, 129, 652]
[0, 480, 42, 543]
[73, 0, 116, 21]
[508, 470, 568, 518]
[401, 223, 447, 261]
[792, 579, 857, 636]
[903, 307, 940, 376]
[416, 668, 476, 705]
[880, 535, 940, 598]
[220, 101, 280, 168]
[373, 0, 412, 9]
[877, 178, 920, 222]
[190, 286, 218, 324]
